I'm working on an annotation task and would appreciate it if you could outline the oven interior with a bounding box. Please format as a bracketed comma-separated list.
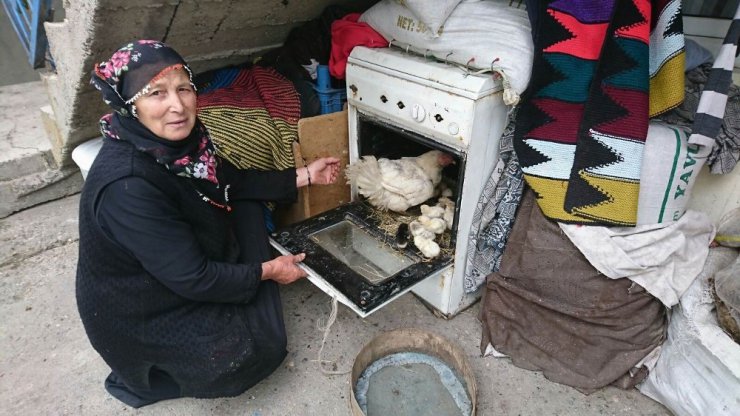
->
[270, 115, 465, 313]
[358, 114, 465, 243]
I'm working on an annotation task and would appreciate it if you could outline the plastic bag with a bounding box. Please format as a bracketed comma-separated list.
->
[714, 254, 740, 342]
[638, 248, 740, 416]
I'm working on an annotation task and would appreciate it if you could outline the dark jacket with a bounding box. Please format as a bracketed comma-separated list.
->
[76, 137, 297, 399]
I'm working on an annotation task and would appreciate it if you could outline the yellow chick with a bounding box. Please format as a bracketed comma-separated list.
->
[413, 235, 440, 258]
[418, 215, 446, 235]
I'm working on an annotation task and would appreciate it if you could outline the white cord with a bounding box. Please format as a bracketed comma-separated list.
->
[315, 296, 351, 375]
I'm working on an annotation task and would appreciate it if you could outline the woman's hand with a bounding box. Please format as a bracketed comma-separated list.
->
[297, 157, 341, 187]
[261, 253, 307, 284]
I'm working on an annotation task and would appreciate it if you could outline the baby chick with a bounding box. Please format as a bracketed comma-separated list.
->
[409, 220, 435, 240]
[418, 215, 446, 235]
[437, 197, 454, 209]
[410, 217, 443, 258]
[437, 197, 455, 230]
[437, 183, 454, 199]
[413, 235, 440, 258]
[420, 204, 445, 219]
[395, 223, 410, 249]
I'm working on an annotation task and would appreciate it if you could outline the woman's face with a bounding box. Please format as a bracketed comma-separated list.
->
[134, 68, 196, 141]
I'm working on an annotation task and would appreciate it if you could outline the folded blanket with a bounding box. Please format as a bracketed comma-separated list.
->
[197, 67, 301, 171]
[514, 0, 685, 226]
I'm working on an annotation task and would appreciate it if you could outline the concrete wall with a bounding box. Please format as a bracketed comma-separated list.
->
[42, 0, 373, 166]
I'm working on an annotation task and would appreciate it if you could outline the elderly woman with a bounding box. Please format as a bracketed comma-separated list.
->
[77, 40, 340, 408]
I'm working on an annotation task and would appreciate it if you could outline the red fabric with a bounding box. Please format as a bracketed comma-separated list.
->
[329, 13, 387, 79]
[543, 9, 608, 60]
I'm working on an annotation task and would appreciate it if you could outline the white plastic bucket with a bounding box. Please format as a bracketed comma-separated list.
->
[71, 138, 103, 180]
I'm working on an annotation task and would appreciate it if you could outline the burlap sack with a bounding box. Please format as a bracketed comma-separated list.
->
[479, 189, 667, 393]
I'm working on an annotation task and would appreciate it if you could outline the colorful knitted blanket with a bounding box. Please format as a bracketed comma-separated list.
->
[197, 66, 301, 171]
[514, 0, 684, 226]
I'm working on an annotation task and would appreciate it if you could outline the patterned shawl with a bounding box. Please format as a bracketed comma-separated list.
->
[90, 40, 219, 185]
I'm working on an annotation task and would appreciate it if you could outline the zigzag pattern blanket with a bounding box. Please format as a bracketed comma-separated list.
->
[197, 67, 301, 171]
[514, 0, 684, 226]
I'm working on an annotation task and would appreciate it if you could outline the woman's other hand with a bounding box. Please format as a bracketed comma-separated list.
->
[261, 253, 308, 284]
[307, 157, 341, 186]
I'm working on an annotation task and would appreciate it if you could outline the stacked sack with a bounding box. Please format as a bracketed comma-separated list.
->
[638, 208, 740, 416]
[359, 0, 533, 105]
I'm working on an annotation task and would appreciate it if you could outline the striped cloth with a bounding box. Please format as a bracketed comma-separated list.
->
[655, 63, 740, 175]
[197, 67, 301, 171]
[198, 68, 244, 94]
[687, 5, 740, 161]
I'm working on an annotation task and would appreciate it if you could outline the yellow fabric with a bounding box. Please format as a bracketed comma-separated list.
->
[570, 171, 640, 226]
[650, 52, 685, 117]
[525, 173, 639, 225]
[198, 106, 297, 171]
[715, 234, 740, 244]
[523, 175, 595, 223]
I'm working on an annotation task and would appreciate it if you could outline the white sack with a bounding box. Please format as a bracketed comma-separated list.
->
[400, 0, 462, 38]
[359, 0, 533, 98]
[559, 210, 715, 307]
[637, 121, 712, 225]
[638, 248, 740, 416]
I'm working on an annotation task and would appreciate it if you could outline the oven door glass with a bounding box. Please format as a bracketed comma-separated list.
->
[270, 201, 453, 317]
[309, 220, 413, 285]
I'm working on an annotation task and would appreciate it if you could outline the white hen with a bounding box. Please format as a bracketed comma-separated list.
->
[345, 150, 455, 213]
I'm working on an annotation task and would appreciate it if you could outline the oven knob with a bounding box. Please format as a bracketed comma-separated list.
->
[448, 122, 459, 135]
[411, 104, 426, 122]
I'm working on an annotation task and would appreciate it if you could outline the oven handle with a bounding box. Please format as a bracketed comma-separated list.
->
[269, 237, 372, 318]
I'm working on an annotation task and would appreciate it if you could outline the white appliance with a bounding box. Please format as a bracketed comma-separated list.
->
[271, 46, 509, 318]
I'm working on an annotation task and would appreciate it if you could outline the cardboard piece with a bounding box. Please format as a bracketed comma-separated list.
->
[275, 110, 351, 226]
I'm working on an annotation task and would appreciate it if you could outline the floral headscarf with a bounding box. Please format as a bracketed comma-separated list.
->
[91, 40, 219, 185]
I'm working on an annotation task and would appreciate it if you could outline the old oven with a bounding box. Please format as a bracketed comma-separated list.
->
[271, 46, 509, 317]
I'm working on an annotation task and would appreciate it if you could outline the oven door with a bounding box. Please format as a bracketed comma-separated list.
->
[270, 201, 453, 317]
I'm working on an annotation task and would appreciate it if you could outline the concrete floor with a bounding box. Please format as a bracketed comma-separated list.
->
[0, 194, 671, 415]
